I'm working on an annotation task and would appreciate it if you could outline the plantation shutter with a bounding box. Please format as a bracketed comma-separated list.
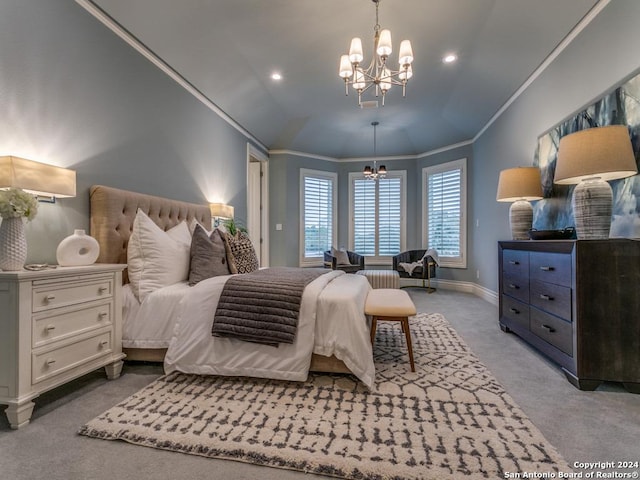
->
[353, 178, 376, 255]
[427, 167, 461, 257]
[352, 173, 403, 257]
[378, 176, 401, 255]
[303, 175, 333, 258]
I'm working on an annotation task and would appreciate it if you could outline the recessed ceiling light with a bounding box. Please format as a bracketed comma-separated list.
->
[271, 72, 282, 81]
[443, 54, 457, 64]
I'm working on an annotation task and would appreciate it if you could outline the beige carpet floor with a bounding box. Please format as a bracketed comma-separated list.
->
[78, 313, 570, 479]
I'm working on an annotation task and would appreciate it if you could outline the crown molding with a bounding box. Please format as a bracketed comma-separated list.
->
[75, 0, 267, 152]
[473, 0, 610, 143]
[270, 139, 474, 163]
[77, 0, 608, 162]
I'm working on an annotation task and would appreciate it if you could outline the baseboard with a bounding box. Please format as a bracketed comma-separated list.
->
[400, 277, 498, 306]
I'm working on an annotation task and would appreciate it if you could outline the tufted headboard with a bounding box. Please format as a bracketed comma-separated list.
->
[89, 185, 211, 282]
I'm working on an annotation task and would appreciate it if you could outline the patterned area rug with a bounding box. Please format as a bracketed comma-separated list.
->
[79, 313, 569, 479]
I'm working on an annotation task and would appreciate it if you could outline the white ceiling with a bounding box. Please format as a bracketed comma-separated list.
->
[86, 0, 600, 159]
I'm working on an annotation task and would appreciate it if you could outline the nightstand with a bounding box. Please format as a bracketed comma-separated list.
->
[0, 264, 126, 429]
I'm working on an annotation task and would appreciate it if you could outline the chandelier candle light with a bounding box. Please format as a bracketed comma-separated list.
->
[364, 121, 386, 180]
[339, 0, 414, 106]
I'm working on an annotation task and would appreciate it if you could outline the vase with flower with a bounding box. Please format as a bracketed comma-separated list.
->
[0, 188, 38, 271]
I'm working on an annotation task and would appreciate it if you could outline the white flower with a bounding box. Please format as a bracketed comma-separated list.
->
[0, 188, 38, 220]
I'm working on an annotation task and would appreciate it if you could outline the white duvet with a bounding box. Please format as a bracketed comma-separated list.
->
[164, 270, 375, 389]
[122, 282, 191, 349]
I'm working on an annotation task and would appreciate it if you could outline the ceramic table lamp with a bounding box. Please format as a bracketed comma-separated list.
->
[554, 125, 637, 239]
[496, 167, 543, 240]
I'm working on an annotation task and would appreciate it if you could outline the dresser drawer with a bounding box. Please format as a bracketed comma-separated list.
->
[501, 295, 530, 330]
[530, 280, 572, 320]
[530, 308, 573, 356]
[502, 273, 529, 303]
[33, 302, 112, 348]
[530, 252, 571, 287]
[32, 330, 113, 384]
[32, 278, 113, 312]
[502, 249, 529, 277]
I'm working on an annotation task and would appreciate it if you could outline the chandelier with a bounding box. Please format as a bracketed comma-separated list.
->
[364, 121, 386, 180]
[338, 0, 414, 106]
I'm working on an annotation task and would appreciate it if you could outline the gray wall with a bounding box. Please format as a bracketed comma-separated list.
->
[269, 153, 339, 267]
[269, 1, 640, 293]
[0, 0, 262, 264]
[4, 0, 639, 294]
[270, 145, 475, 287]
[472, 0, 640, 293]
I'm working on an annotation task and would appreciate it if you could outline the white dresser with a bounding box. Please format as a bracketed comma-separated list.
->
[0, 264, 126, 429]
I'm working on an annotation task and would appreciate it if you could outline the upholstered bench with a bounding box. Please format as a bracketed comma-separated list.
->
[356, 269, 400, 289]
[365, 289, 417, 372]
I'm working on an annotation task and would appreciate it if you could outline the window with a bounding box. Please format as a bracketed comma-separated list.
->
[300, 169, 337, 266]
[423, 158, 467, 268]
[349, 170, 406, 262]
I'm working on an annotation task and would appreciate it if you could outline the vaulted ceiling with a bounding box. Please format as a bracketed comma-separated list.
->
[86, 0, 600, 158]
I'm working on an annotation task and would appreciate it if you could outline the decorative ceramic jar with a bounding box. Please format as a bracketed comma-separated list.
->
[56, 229, 100, 266]
[0, 217, 28, 271]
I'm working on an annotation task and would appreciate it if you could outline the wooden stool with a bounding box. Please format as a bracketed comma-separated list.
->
[365, 289, 417, 372]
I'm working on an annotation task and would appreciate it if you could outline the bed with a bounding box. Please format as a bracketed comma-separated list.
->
[89, 185, 375, 388]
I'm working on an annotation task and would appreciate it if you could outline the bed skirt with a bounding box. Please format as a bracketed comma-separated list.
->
[123, 348, 351, 374]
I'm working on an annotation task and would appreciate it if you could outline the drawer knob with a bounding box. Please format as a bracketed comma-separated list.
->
[539, 294, 554, 301]
[509, 261, 520, 265]
[99, 340, 109, 348]
[98, 312, 108, 319]
[539, 266, 555, 272]
[98, 286, 108, 294]
[509, 307, 520, 314]
[44, 294, 56, 302]
[45, 325, 56, 332]
[508, 283, 519, 290]
[45, 358, 56, 366]
[541, 324, 556, 333]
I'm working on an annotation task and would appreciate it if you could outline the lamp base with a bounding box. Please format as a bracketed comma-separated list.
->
[509, 200, 533, 240]
[572, 177, 612, 240]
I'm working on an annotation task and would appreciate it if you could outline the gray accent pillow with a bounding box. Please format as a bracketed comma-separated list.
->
[332, 247, 351, 265]
[188, 225, 231, 286]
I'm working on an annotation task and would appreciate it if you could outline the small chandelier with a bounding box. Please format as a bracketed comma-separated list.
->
[364, 121, 386, 180]
[338, 0, 414, 107]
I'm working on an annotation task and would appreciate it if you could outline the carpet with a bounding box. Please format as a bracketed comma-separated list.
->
[79, 313, 570, 479]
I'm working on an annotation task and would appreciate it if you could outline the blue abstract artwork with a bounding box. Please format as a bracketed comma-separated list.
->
[533, 71, 640, 237]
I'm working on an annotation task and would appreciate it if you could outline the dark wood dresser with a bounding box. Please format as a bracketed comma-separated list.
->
[498, 239, 640, 392]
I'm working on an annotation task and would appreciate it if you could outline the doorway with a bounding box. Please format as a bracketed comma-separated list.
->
[247, 144, 269, 266]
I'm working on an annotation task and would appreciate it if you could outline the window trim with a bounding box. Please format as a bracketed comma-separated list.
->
[299, 168, 338, 267]
[422, 158, 467, 269]
[348, 170, 406, 265]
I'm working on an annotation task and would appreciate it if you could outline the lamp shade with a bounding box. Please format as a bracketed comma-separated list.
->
[209, 203, 234, 219]
[0, 156, 76, 197]
[376, 29, 392, 57]
[496, 167, 543, 202]
[339, 55, 352, 78]
[554, 125, 637, 184]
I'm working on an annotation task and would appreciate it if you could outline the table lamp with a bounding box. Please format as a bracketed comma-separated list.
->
[554, 125, 637, 239]
[209, 203, 234, 227]
[496, 167, 543, 240]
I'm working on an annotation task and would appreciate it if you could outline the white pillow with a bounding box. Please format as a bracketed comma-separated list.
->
[128, 209, 191, 302]
[331, 246, 352, 265]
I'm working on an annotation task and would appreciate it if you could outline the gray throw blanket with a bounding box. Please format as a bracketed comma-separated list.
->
[212, 267, 326, 346]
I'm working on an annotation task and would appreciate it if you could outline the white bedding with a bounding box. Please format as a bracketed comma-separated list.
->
[164, 270, 375, 388]
[122, 282, 191, 348]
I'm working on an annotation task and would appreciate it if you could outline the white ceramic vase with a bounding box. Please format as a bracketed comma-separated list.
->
[0, 217, 28, 271]
[56, 229, 100, 266]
